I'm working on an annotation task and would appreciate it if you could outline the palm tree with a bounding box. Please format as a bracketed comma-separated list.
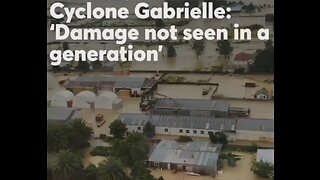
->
[97, 159, 128, 180]
[69, 118, 93, 140]
[192, 40, 205, 59]
[52, 150, 83, 180]
[110, 132, 150, 167]
[216, 40, 233, 61]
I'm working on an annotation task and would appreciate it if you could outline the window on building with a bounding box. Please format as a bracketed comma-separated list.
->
[179, 129, 183, 133]
[137, 127, 141, 131]
[193, 130, 197, 134]
[186, 130, 190, 134]
[165, 128, 168, 132]
[201, 130, 204, 134]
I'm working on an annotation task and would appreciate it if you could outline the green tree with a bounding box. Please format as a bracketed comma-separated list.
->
[97, 159, 128, 180]
[131, 161, 155, 180]
[92, 61, 102, 70]
[110, 132, 150, 167]
[167, 45, 177, 57]
[67, 119, 92, 150]
[175, 135, 193, 142]
[251, 161, 274, 179]
[192, 40, 205, 59]
[250, 40, 274, 73]
[52, 150, 83, 180]
[208, 132, 228, 144]
[47, 125, 70, 152]
[84, 164, 97, 180]
[62, 42, 69, 51]
[244, 2, 256, 13]
[216, 40, 233, 61]
[109, 120, 127, 139]
[69, 119, 93, 140]
[47, 119, 92, 152]
[78, 61, 90, 72]
[143, 122, 155, 138]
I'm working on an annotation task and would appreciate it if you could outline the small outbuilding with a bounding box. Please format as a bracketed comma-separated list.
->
[255, 88, 270, 100]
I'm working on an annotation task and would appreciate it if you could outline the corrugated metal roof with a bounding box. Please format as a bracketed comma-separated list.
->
[65, 81, 99, 88]
[237, 118, 274, 132]
[118, 113, 150, 126]
[154, 99, 230, 112]
[148, 140, 221, 167]
[118, 113, 274, 132]
[71, 76, 147, 88]
[47, 107, 81, 122]
[118, 113, 236, 131]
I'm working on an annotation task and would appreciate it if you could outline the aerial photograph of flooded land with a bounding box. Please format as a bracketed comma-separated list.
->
[47, 0, 274, 180]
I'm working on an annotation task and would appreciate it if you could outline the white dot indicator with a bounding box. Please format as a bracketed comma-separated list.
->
[226, 7, 231, 12]
[226, 14, 231, 19]
[234, 23, 239, 28]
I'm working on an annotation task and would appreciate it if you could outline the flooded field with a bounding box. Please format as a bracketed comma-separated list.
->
[48, 72, 274, 123]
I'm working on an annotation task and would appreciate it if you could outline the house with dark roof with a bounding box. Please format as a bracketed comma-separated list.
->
[153, 98, 230, 118]
[232, 52, 256, 71]
[148, 140, 222, 176]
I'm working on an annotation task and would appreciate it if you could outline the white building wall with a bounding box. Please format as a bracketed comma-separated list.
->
[156, 127, 219, 138]
[125, 125, 273, 142]
[126, 125, 144, 133]
[130, 88, 141, 95]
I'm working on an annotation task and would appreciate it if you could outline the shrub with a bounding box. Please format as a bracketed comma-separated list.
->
[175, 135, 193, 142]
[90, 146, 111, 157]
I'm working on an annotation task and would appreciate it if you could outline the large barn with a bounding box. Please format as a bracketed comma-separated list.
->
[117, 113, 274, 142]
